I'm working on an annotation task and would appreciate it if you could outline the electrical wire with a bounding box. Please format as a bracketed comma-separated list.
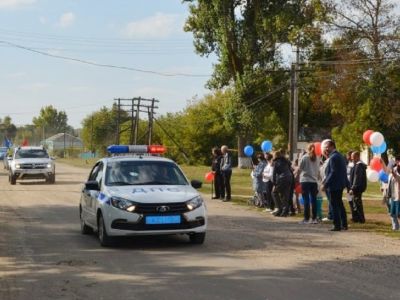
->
[0, 40, 211, 77]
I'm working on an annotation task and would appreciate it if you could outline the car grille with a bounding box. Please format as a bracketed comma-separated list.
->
[135, 202, 189, 214]
[20, 163, 48, 169]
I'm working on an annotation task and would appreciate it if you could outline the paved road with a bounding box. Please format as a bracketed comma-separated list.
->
[0, 163, 399, 300]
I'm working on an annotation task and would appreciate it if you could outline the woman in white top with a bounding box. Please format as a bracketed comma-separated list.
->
[262, 153, 275, 211]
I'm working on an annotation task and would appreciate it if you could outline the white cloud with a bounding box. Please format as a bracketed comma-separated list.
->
[58, 12, 75, 28]
[123, 13, 180, 39]
[0, 0, 36, 9]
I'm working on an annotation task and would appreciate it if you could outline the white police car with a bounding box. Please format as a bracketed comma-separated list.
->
[79, 145, 207, 246]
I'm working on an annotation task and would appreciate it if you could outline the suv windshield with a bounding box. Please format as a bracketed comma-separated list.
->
[15, 149, 49, 159]
[105, 160, 188, 186]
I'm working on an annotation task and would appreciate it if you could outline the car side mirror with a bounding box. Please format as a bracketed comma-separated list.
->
[51, 157, 56, 160]
[191, 180, 202, 189]
[7, 156, 12, 160]
[85, 180, 100, 191]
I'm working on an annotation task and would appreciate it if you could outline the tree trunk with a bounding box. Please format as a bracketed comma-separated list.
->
[237, 135, 252, 169]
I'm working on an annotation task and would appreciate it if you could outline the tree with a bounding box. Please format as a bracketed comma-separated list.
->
[319, 0, 400, 152]
[184, 0, 327, 167]
[0, 116, 17, 138]
[81, 105, 129, 155]
[32, 105, 71, 138]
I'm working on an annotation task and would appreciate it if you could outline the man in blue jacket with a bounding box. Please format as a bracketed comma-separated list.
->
[323, 140, 349, 231]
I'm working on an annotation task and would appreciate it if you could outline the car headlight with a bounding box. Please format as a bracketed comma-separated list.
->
[47, 163, 52, 168]
[15, 164, 21, 169]
[186, 196, 203, 211]
[111, 197, 137, 212]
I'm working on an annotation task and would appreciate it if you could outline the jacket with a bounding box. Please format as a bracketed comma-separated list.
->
[324, 150, 349, 192]
[272, 157, 292, 186]
[221, 152, 232, 172]
[349, 161, 367, 194]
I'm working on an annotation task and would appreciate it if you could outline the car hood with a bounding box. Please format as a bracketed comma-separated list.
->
[105, 185, 200, 203]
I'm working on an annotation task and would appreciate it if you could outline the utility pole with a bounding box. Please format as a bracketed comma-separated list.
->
[289, 46, 300, 161]
[289, 63, 295, 161]
[116, 98, 121, 145]
[293, 46, 300, 160]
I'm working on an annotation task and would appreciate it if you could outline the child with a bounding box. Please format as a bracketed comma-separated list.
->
[389, 159, 400, 231]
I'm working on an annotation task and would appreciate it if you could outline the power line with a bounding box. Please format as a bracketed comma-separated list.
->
[0, 40, 211, 78]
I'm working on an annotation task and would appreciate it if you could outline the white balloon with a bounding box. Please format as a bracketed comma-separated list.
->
[370, 132, 384, 147]
[367, 169, 379, 182]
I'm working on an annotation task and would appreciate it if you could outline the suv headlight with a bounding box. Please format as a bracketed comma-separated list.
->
[111, 197, 137, 212]
[186, 196, 203, 211]
[47, 163, 52, 168]
[15, 164, 21, 169]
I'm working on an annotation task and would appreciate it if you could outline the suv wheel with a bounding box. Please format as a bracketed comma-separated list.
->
[189, 232, 206, 244]
[9, 173, 16, 185]
[98, 213, 113, 247]
[49, 174, 56, 184]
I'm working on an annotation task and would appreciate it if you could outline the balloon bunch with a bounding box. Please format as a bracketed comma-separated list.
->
[243, 140, 273, 157]
[363, 130, 388, 183]
[363, 130, 386, 155]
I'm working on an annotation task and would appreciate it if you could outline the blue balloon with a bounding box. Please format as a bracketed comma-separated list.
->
[379, 170, 388, 183]
[244, 145, 254, 157]
[371, 141, 387, 154]
[261, 140, 273, 152]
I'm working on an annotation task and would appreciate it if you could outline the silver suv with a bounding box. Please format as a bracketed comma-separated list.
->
[9, 146, 56, 185]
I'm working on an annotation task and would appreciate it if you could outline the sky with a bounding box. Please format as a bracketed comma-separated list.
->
[0, 0, 215, 128]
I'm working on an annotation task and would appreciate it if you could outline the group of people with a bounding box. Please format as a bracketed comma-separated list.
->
[251, 140, 368, 231]
[210, 140, 400, 231]
[211, 145, 232, 202]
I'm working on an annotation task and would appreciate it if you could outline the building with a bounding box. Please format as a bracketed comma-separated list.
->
[42, 133, 84, 155]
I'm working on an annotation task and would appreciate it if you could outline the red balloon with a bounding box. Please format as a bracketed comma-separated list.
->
[314, 142, 322, 156]
[295, 184, 302, 194]
[363, 130, 374, 145]
[369, 157, 382, 172]
[205, 172, 215, 182]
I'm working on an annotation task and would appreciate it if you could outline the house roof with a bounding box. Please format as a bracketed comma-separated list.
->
[45, 133, 82, 143]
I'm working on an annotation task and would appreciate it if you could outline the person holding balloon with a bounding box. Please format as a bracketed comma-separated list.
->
[387, 156, 400, 231]
[348, 151, 367, 223]
[221, 145, 232, 202]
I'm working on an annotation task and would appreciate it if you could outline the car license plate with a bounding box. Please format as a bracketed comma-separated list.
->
[145, 215, 181, 225]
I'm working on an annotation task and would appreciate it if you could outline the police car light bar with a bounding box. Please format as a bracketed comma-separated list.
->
[107, 145, 166, 154]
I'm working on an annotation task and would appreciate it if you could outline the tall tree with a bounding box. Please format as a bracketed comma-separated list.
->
[81, 105, 129, 154]
[184, 0, 327, 167]
[32, 105, 70, 138]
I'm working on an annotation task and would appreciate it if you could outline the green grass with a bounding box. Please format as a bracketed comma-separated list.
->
[59, 158, 398, 238]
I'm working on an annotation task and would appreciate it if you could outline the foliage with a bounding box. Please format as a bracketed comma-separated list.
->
[80, 105, 128, 155]
[183, 0, 327, 161]
[32, 105, 71, 137]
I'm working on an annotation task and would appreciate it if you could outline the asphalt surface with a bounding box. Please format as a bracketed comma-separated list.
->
[0, 162, 399, 300]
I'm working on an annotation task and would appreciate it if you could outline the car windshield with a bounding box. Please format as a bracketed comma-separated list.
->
[15, 149, 49, 159]
[105, 160, 188, 186]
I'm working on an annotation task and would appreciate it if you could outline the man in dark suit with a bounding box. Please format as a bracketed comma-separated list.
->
[323, 141, 349, 231]
[349, 151, 367, 223]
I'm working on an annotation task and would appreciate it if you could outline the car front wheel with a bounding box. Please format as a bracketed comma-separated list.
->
[98, 213, 113, 247]
[189, 232, 206, 244]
